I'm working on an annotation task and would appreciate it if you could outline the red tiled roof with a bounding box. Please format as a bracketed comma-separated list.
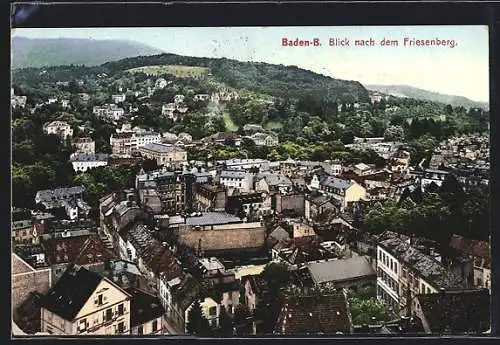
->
[274, 293, 352, 335]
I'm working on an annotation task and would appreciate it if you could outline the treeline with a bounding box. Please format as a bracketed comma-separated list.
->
[361, 175, 489, 242]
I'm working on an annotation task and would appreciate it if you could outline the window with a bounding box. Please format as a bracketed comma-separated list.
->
[209, 307, 217, 316]
[117, 322, 124, 334]
[97, 294, 103, 306]
[78, 319, 87, 333]
[117, 304, 124, 316]
[105, 308, 112, 322]
[138, 325, 143, 335]
[152, 320, 158, 332]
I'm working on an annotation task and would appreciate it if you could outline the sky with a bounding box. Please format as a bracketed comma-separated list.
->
[12, 26, 489, 102]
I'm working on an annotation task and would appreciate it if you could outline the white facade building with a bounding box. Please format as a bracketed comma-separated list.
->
[70, 153, 109, 172]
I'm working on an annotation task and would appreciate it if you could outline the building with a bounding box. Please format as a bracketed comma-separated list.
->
[305, 195, 339, 221]
[110, 131, 162, 155]
[248, 133, 279, 147]
[136, 171, 187, 215]
[72, 137, 95, 154]
[138, 143, 187, 168]
[12, 219, 41, 245]
[93, 104, 125, 121]
[12, 253, 52, 310]
[70, 153, 109, 172]
[11, 93, 27, 108]
[194, 184, 227, 212]
[412, 289, 490, 334]
[305, 256, 376, 293]
[273, 292, 353, 335]
[43, 121, 73, 140]
[376, 232, 470, 315]
[319, 176, 367, 210]
[449, 234, 491, 290]
[219, 170, 253, 192]
[39, 265, 131, 335]
[127, 288, 164, 335]
[226, 192, 272, 219]
[275, 193, 305, 216]
[35, 186, 88, 220]
[112, 94, 126, 103]
[420, 169, 450, 191]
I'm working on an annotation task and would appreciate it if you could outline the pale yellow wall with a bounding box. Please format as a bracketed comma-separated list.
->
[41, 278, 131, 335]
[345, 183, 367, 204]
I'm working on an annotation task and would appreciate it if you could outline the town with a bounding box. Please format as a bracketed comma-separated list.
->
[11, 54, 491, 336]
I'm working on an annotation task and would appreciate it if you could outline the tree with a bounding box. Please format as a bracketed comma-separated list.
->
[348, 297, 391, 326]
[186, 300, 212, 336]
[261, 262, 290, 293]
[384, 125, 405, 142]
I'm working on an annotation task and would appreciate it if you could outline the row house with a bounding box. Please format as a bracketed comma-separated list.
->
[194, 184, 227, 212]
[43, 121, 73, 140]
[376, 232, 473, 316]
[255, 173, 293, 195]
[219, 170, 253, 192]
[136, 171, 187, 215]
[226, 192, 273, 220]
[72, 137, 95, 154]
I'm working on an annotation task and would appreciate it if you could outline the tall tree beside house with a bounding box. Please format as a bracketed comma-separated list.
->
[233, 304, 253, 336]
[348, 296, 392, 326]
[186, 299, 212, 336]
[261, 262, 290, 294]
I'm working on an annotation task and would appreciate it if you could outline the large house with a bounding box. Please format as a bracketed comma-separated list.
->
[248, 133, 279, 147]
[72, 137, 95, 154]
[110, 131, 162, 155]
[70, 153, 109, 173]
[318, 176, 367, 210]
[219, 170, 253, 192]
[40, 265, 132, 335]
[93, 104, 125, 121]
[35, 186, 89, 220]
[138, 143, 187, 168]
[43, 121, 73, 140]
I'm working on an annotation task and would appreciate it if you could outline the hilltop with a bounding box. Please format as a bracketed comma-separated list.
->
[365, 84, 488, 110]
[11, 37, 163, 69]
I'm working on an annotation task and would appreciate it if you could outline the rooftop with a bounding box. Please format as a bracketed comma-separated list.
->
[126, 287, 165, 327]
[70, 153, 109, 162]
[140, 143, 186, 153]
[274, 292, 352, 335]
[184, 212, 242, 227]
[307, 256, 375, 284]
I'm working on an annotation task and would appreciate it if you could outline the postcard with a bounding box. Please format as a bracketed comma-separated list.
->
[11, 25, 490, 337]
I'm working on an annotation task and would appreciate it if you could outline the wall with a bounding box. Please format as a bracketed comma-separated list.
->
[277, 194, 305, 216]
[12, 254, 51, 310]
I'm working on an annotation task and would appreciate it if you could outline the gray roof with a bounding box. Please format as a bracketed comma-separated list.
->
[256, 173, 292, 186]
[140, 143, 185, 153]
[70, 153, 109, 162]
[320, 176, 353, 190]
[35, 186, 85, 202]
[307, 256, 375, 284]
[379, 235, 464, 289]
[220, 170, 246, 179]
[185, 212, 242, 226]
[268, 226, 290, 242]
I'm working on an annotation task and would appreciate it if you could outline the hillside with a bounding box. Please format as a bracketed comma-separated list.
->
[365, 84, 488, 110]
[102, 54, 370, 103]
[11, 37, 163, 69]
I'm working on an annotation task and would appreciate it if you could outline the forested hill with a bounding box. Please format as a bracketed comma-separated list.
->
[101, 54, 370, 103]
[365, 84, 488, 110]
[11, 37, 163, 69]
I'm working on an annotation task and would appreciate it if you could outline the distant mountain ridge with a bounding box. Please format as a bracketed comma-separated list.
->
[11, 37, 163, 69]
[365, 84, 488, 109]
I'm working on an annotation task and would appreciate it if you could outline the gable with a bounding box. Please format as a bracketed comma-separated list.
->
[75, 279, 129, 319]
